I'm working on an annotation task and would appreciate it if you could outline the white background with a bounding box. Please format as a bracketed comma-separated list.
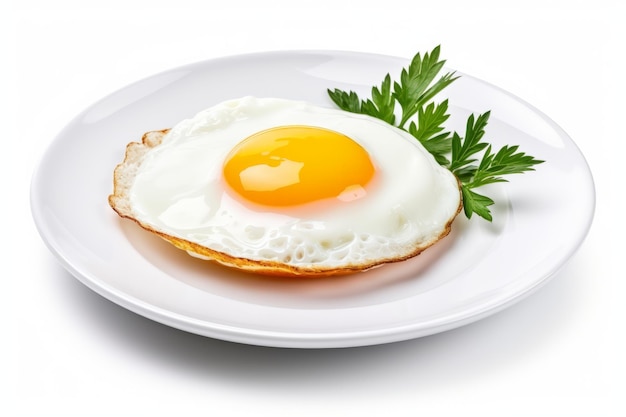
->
[4, 0, 625, 416]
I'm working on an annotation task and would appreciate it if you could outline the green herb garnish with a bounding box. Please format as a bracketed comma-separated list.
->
[327, 46, 544, 221]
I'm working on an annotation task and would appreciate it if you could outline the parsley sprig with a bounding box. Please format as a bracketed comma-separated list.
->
[327, 46, 544, 221]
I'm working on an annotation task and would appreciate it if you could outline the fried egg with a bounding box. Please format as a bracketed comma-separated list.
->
[109, 97, 462, 276]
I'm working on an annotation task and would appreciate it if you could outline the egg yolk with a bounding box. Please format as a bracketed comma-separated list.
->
[223, 125, 375, 207]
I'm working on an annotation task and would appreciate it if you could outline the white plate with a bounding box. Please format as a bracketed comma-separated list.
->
[31, 51, 595, 348]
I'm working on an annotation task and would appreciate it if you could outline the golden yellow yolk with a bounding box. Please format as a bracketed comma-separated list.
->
[223, 125, 375, 207]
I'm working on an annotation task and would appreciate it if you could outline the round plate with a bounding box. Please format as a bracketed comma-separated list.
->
[30, 51, 595, 348]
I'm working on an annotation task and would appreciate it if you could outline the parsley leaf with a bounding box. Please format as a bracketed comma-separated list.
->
[460, 187, 495, 221]
[327, 89, 362, 113]
[449, 112, 491, 173]
[327, 74, 396, 124]
[450, 112, 544, 220]
[408, 100, 452, 165]
[392, 45, 459, 128]
[326, 46, 545, 221]
[361, 74, 396, 124]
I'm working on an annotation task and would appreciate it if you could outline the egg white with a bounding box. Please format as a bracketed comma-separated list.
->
[128, 97, 461, 270]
